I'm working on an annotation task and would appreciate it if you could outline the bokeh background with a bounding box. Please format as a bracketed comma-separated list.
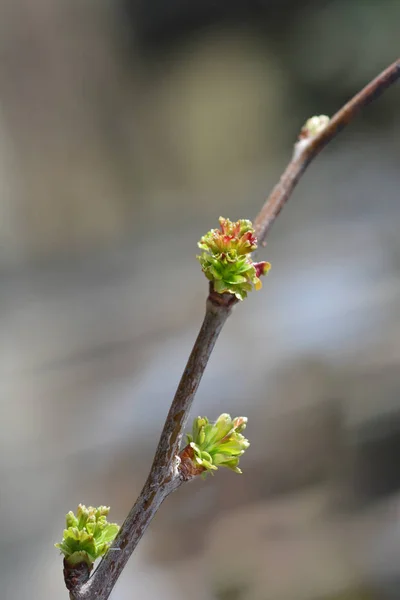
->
[1, 1, 400, 599]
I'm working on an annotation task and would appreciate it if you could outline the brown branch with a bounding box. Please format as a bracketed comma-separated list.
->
[68, 59, 399, 600]
[254, 58, 400, 245]
[70, 290, 236, 600]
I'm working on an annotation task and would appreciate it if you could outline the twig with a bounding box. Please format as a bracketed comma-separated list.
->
[68, 59, 399, 600]
[254, 58, 400, 245]
[70, 291, 236, 600]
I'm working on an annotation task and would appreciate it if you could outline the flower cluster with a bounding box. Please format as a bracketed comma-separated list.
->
[55, 504, 120, 568]
[197, 217, 270, 300]
[185, 413, 250, 477]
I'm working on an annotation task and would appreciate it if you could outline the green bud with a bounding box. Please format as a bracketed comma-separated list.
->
[197, 217, 270, 300]
[183, 414, 250, 477]
[66, 511, 79, 529]
[55, 505, 120, 571]
[299, 115, 330, 139]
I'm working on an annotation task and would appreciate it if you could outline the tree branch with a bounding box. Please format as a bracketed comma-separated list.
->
[67, 59, 399, 599]
[254, 58, 400, 245]
[70, 290, 236, 600]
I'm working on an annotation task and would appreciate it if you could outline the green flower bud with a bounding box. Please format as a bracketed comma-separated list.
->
[299, 115, 330, 139]
[197, 217, 270, 300]
[183, 414, 250, 477]
[55, 505, 120, 571]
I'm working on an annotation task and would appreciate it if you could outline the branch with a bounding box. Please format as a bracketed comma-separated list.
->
[254, 58, 400, 245]
[70, 291, 236, 600]
[67, 59, 399, 600]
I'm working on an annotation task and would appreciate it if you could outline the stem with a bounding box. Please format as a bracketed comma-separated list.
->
[71, 292, 235, 600]
[72, 478, 179, 600]
[66, 58, 399, 599]
[254, 58, 400, 245]
[149, 292, 235, 480]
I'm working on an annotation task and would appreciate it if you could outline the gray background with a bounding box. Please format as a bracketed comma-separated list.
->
[1, 1, 400, 599]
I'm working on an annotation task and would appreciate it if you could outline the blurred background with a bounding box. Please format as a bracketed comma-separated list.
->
[1, 1, 400, 599]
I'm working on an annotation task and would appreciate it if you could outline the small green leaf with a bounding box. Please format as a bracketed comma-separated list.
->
[99, 524, 120, 544]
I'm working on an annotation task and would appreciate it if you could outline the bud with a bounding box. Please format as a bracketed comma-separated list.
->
[197, 217, 270, 300]
[55, 504, 120, 575]
[299, 115, 330, 139]
[294, 115, 330, 159]
[183, 414, 250, 477]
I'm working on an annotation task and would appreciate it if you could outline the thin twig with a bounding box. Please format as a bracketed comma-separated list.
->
[68, 59, 399, 600]
[254, 58, 400, 245]
[71, 291, 235, 600]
